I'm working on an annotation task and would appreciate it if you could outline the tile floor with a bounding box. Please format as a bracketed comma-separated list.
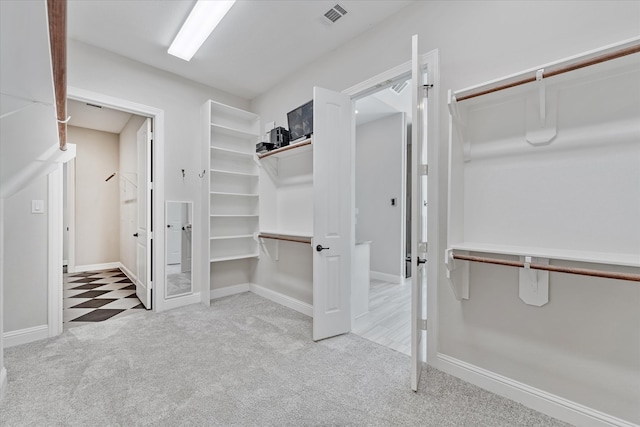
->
[352, 278, 412, 355]
[64, 268, 146, 330]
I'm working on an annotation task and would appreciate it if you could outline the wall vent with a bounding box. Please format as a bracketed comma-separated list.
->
[323, 4, 348, 24]
[390, 81, 409, 94]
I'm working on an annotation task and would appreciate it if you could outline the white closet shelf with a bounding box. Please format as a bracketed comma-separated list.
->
[210, 191, 259, 197]
[210, 145, 255, 157]
[210, 253, 259, 263]
[210, 123, 260, 139]
[258, 138, 312, 160]
[210, 168, 258, 177]
[449, 242, 640, 268]
[210, 214, 258, 218]
[209, 100, 259, 121]
[210, 234, 254, 240]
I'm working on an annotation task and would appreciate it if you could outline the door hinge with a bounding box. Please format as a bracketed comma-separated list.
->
[422, 84, 434, 98]
[148, 281, 152, 290]
[420, 318, 428, 331]
[420, 164, 428, 176]
[149, 232, 153, 239]
[149, 131, 153, 140]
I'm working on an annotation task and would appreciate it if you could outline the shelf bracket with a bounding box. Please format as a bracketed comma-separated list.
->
[518, 256, 549, 306]
[448, 91, 471, 162]
[258, 236, 279, 261]
[445, 248, 469, 300]
[526, 69, 557, 145]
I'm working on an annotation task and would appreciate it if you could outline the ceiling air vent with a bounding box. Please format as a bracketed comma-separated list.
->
[390, 81, 409, 95]
[324, 4, 348, 24]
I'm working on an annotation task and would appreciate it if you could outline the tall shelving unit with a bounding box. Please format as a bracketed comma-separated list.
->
[202, 100, 260, 304]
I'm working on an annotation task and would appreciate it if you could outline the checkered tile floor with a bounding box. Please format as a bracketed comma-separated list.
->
[64, 268, 146, 329]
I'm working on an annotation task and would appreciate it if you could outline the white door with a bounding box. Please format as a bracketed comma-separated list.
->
[136, 118, 152, 309]
[411, 34, 428, 391]
[167, 202, 181, 265]
[312, 86, 353, 341]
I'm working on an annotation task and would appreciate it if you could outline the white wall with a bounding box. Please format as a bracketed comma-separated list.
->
[118, 115, 146, 277]
[68, 40, 250, 300]
[68, 126, 120, 267]
[2, 175, 48, 332]
[251, 1, 640, 423]
[356, 113, 405, 278]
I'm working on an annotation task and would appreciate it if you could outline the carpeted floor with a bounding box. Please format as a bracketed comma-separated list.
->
[0, 293, 568, 426]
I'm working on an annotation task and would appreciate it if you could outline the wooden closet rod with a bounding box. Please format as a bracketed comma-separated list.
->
[258, 233, 312, 244]
[456, 43, 640, 102]
[452, 253, 640, 282]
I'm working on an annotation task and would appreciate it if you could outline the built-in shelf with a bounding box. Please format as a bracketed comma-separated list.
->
[210, 234, 254, 240]
[210, 168, 259, 177]
[211, 123, 260, 139]
[210, 145, 255, 157]
[210, 191, 259, 197]
[210, 253, 260, 263]
[449, 242, 640, 268]
[258, 232, 312, 244]
[258, 138, 312, 160]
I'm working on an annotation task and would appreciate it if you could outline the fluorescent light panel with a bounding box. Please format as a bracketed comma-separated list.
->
[168, 0, 236, 61]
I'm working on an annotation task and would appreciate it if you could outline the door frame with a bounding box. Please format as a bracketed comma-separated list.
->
[343, 49, 440, 368]
[50, 87, 166, 332]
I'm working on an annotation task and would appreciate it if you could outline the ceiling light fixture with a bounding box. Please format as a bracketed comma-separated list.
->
[168, 0, 236, 61]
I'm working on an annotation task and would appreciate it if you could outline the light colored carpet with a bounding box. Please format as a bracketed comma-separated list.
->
[0, 293, 568, 426]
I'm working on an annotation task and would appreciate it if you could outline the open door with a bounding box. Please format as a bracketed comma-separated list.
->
[411, 34, 428, 391]
[136, 118, 152, 309]
[312, 86, 353, 341]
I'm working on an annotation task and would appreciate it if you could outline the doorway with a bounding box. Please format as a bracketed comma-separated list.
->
[350, 74, 418, 355]
[62, 100, 149, 329]
[49, 86, 167, 334]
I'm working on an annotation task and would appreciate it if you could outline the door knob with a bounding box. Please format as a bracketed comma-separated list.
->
[133, 232, 139, 237]
[316, 245, 330, 252]
[417, 257, 427, 265]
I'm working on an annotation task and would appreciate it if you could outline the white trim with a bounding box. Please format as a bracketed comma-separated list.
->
[436, 354, 638, 427]
[73, 262, 121, 273]
[0, 366, 6, 400]
[250, 284, 313, 317]
[66, 159, 76, 274]
[160, 292, 201, 311]
[118, 262, 137, 285]
[370, 271, 403, 284]
[66, 86, 165, 313]
[47, 165, 64, 338]
[3, 325, 49, 348]
[207, 283, 313, 318]
[209, 283, 251, 300]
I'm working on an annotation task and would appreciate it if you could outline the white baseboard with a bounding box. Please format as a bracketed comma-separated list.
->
[209, 283, 251, 300]
[0, 366, 6, 401]
[118, 262, 137, 284]
[436, 353, 638, 427]
[207, 283, 312, 318]
[161, 292, 201, 311]
[72, 262, 120, 273]
[370, 271, 402, 284]
[250, 284, 313, 317]
[3, 325, 49, 348]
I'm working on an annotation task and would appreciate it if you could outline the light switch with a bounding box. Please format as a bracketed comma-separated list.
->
[31, 200, 44, 214]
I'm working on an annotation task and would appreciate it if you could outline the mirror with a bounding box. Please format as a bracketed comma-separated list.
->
[166, 201, 193, 298]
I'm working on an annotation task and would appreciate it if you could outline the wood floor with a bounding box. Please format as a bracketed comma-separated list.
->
[352, 278, 411, 355]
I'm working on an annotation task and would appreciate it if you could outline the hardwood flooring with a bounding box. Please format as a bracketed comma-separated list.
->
[352, 278, 411, 355]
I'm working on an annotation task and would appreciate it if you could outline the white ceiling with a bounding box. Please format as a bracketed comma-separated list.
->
[67, 99, 133, 134]
[67, 0, 414, 100]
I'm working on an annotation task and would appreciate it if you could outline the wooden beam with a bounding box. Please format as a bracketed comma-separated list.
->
[47, 0, 67, 151]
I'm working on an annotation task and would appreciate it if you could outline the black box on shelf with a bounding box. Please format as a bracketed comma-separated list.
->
[270, 126, 290, 148]
[256, 142, 275, 153]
